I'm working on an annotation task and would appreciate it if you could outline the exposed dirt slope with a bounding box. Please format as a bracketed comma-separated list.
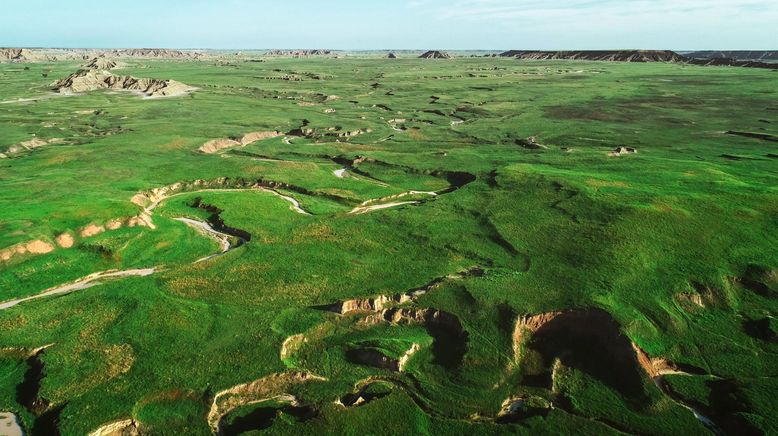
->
[207, 371, 324, 432]
[199, 131, 283, 153]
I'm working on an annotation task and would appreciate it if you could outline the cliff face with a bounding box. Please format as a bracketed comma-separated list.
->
[499, 50, 687, 62]
[686, 50, 778, 61]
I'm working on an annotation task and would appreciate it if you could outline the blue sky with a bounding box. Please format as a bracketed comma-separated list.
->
[3, 0, 777, 49]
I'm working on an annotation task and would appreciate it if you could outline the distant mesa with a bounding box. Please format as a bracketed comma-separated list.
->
[419, 50, 451, 59]
[53, 69, 195, 98]
[387, 52, 397, 59]
[497, 49, 778, 70]
[1, 47, 199, 62]
[685, 50, 778, 61]
[687, 57, 778, 70]
[498, 50, 686, 62]
[109, 48, 196, 59]
[83, 56, 118, 70]
[265, 49, 333, 57]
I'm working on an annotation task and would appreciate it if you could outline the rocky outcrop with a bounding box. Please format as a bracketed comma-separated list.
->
[331, 267, 483, 314]
[0, 47, 46, 62]
[363, 307, 464, 331]
[280, 334, 305, 361]
[53, 69, 195, 98]
[83, 56, 118, 70]
[609, 146, 637, 157]
[499, 50, 686, 62]
[88, 419, 140, 436]
[496, 395, 552, 422]
[289, 125, 373, 139]
[516, 136, 548, 150]
[1, 48, 28, 61]
[419, 51, 451, 59]
[335, 294, 413, 314]
[109, 48, 196, 59]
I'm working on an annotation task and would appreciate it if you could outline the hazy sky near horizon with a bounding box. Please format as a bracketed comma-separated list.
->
[3, 0, 777, 50]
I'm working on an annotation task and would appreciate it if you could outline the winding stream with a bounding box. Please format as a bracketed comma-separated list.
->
[174, 217, 234, 263]
[349, 201, 420, 214]
[652, 375, 724, 435]
[257, 188, 311, 215]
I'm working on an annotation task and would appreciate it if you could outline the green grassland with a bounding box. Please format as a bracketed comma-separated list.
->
[0, 56, 777, 435]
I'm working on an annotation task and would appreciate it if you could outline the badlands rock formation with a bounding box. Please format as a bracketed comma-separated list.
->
[686, 50, 778, 61]
[265, 49, 333, 57]
[499, 50, 686, 62]
[419, 50, 451, 59]
[53, 69, 195, 98]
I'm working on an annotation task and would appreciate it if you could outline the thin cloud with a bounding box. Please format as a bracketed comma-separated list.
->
[434, 0, 778, 21]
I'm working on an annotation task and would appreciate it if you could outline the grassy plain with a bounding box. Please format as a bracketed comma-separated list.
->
[0, 56, 777, 435]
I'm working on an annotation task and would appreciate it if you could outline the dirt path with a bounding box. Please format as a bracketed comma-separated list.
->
[0, 268, 157, 311]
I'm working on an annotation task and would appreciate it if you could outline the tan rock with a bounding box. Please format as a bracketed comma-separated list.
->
[106, 219, 124, 230]
[81, 223, 106, 238]
[25, 240, 54, 254]
[53, 69, 195, 98]
[55, 233, 75, 248]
